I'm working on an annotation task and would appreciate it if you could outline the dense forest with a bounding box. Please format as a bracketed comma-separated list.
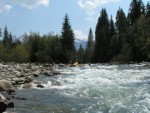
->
[0, 0, 150, 63]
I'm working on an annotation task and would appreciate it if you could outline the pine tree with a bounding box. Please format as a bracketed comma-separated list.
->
[3, 26, 9, 47]
[128, 0, 144, 25]
[9, 32, 13, 47]
[85, 28, 94, 63]
[115, 8, 128, 50]
[113, 8, 133, 61]
[0, 28, 2, 39]
[61, 14, 75, 63]
[77, 45, 84, 63]
[108, 15, 116, 60]
[93, 8, 110, 63]
[146, 2, 150, 18]
[109, 16, 115, 39]
[61, 14, 75, 51]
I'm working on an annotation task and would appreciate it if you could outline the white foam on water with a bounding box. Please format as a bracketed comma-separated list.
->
[41, 64, 150, 112]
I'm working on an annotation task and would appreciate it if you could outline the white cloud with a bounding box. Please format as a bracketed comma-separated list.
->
[74, 30, 87, 41]
[0, 0, 49, 13]
[78, 0, 120, 19]
[11, 0, 49, 9]
[0, 1, 12, 13]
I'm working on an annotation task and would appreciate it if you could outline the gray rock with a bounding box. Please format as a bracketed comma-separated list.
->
[12, 78, 25, 84]
[22, 83, 32, 89]
[25, 76, 33, 83]
[33, 72, 39, 77]
[0, 94, 7, 101]
[43, 71, 53, 76]
[0, 80, 15, 94]
[52, 71, 60, 75]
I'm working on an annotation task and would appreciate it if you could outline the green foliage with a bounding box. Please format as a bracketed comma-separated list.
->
[10, 44, 29, 63]
[85, 28, 94, 63]
[128, 0, 144, 25]
[146, 2, 150, 18]
[1, 1, 150, 63]
[3, 26, 12, 48]
[77, 45, 85, 63]
[93, 8, 110, 63]
[61, 14, 75, 63]
[0, 28, 2, 38]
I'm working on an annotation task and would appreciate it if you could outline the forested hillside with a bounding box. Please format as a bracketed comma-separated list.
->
[0, 0, 150, 63]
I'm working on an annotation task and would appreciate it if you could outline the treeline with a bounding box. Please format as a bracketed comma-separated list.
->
[93, 0, 150, 63]
[0, 0, 150, 63]
[0, 14, 93, 63]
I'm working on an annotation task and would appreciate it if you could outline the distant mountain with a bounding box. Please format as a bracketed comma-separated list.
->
[17, 32, 44, 42]
[17, 32, 31, 42]
[75, 38, 87, 50]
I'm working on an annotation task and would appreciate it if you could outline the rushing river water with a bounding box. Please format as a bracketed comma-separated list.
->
[8, 63, 150, 113]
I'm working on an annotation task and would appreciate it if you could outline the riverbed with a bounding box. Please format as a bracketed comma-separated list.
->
[7, 63, 150, 113]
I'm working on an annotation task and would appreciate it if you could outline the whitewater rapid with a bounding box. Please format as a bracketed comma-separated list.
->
[13, 63, 150, 113]
[43, 64, 150, 113]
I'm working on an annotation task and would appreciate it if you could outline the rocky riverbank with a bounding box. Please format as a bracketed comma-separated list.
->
[0, 62, 60, 113]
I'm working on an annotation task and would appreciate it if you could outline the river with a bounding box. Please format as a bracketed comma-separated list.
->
[7, 63, 150, 113]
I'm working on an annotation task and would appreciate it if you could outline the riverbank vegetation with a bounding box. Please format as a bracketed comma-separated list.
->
[0, 0, 150, 63]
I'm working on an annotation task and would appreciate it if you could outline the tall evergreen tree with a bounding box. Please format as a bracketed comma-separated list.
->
[115, 8, 128, 50]
[9, 32, 13, 47]
[109, 15, 115, 39]
[2, 26, 9, 47]
[85, 28, 94, 63]
[146, 2, 150, 18]
[61, 14, 75, 51]
[61, 14, 75, 63]
[0, 28, 1, 44]
[108, 15, 116, 60]
[128, 0, 144, 25]
[77, 45, 84, 63]
[93, 8, 110, 63]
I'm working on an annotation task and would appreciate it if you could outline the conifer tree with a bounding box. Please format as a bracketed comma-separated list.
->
[2, 26, 9, 47]
[93, 8, 109, 63]
[77, 45, 84, 63]
[109, 16, 115, 39]
[146, 2, 150, 18]
[85, 28, 94, 63]
[61, 14, 75, 63]
[108, 15, 116, 60]
[128, 0, 144, 25]
[0, 28, 2, 38]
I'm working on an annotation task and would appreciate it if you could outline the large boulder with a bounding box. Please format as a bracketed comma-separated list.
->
[0, 80, 15, 94]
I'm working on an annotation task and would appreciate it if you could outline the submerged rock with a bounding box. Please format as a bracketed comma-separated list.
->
[22, 83, 32, 89]
[36, 84, 44, 88]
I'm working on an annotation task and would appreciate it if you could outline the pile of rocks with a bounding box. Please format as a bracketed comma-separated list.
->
[0, 63, 60, 86]
[0, 62, 61, 112]
[0, 80, 15, 113]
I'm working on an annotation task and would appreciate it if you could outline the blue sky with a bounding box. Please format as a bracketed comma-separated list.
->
[0, 0, 149, 40]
